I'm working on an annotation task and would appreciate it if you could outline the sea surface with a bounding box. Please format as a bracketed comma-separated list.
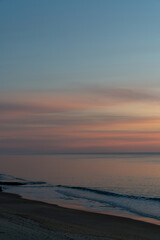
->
[1, 153, 160, 224]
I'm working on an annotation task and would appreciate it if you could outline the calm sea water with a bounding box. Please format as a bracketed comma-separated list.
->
[1, 154, 160, 223]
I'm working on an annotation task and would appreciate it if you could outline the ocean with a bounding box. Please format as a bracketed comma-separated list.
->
[1, 153, 160, 224]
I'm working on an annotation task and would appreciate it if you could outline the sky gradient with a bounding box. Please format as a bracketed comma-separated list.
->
[1, 0, 160, 154]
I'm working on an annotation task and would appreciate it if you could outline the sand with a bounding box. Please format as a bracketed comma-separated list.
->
[0, 192, 160, 240]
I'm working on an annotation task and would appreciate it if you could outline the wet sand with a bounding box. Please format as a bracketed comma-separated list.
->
[0, 192, 160, 239]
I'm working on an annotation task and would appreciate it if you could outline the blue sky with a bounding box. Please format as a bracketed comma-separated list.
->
[1, 0, 160, 90]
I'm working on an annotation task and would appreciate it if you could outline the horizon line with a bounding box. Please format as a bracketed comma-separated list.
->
[1, 152, 160, 155]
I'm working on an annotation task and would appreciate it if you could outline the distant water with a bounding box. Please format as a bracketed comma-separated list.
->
[1, 154, 160, 223]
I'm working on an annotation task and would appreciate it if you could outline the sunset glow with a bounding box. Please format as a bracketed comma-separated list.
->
[1, 87, 160, 153]
[1, 0, 160, 154]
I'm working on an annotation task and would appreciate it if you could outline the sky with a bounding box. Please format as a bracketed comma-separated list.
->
[1, 0, 160, 154]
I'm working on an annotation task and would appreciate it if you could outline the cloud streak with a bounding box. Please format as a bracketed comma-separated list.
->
[1, 86, 160, 153]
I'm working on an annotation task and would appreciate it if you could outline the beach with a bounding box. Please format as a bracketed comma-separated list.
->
[0, 192, 160, 240]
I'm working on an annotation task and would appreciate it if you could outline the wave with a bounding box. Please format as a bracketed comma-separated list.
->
[0, 174, 46, 186]
[1, 174, 160, 221]
[56, 185, 160, 202]
[27, 181, 46, 185]
[55, 185, 160, 220]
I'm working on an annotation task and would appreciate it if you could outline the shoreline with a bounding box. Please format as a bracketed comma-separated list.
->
[21, 193, 160, 227]
[42, 199, 160, 227]
[5, 187, 160, 227]
[1, 192, 160, 239]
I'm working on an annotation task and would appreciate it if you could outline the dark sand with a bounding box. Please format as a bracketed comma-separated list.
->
[0, 192, 160, 239]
